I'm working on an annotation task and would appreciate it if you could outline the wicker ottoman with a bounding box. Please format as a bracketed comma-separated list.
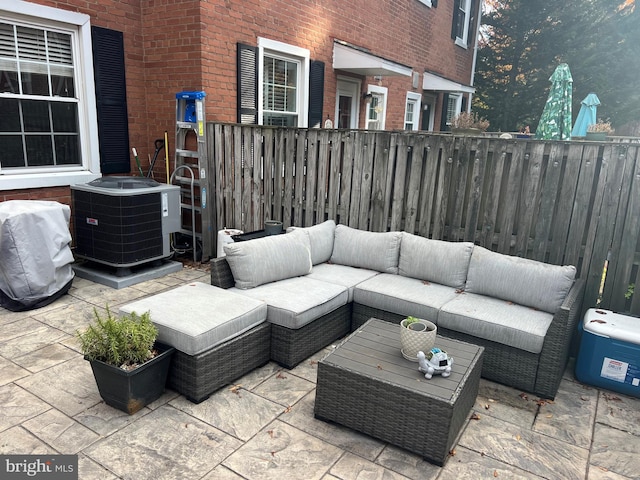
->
[120, 282, 269, 403]
[314, 318, 484, 466]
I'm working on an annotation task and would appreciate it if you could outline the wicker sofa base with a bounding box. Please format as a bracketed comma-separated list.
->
[270, 303, 352, 369]
[168, 322, 271, 403]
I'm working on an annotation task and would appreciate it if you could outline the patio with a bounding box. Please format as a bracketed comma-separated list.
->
[1, 263, 639, 480]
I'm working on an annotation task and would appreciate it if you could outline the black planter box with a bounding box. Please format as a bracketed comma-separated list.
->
[88, 342, 175, 414]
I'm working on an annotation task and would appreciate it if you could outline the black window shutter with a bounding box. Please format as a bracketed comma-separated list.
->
[451, 0, 461, 40]
[91, 26, 130, 174]
[237, 43, 258, 124]
[308, 60, 325, 128]
[440, 93, 450, 131]
[467, 0, 477, 47]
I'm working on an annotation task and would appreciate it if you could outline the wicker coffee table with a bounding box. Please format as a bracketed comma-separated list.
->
[314, 318, 484, 466]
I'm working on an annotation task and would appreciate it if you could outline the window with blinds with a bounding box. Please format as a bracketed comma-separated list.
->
[263, 55, 299, 127]
[0, 21, 80, 169]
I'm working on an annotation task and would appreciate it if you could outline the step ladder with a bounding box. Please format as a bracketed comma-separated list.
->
[172, 91, 211, 262]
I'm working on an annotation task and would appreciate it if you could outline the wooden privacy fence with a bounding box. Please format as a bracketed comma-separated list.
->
[206, 123, 640, 316]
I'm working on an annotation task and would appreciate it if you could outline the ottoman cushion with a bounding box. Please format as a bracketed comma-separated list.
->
[119, 282, 267, 356]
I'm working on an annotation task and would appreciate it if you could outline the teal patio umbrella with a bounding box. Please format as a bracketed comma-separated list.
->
[571, 93, 600, 137]
[535, 63, 573, 140]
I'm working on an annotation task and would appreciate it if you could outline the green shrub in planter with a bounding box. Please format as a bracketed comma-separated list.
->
[77, 306, 158, 368]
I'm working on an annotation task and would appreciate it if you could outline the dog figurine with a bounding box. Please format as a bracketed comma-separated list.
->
[417, 348, 453, 379]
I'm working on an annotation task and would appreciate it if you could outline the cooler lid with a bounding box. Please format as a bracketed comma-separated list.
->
[583, 308, 640, 344]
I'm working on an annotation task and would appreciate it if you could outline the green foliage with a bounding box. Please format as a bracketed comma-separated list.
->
[76, 306, 158, 368]
[475, 0, 639, 132]
[404, 316, 420, 325]
[625, 283, 634, 300]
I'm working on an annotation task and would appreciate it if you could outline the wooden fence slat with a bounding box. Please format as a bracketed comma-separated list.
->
[370, 132, 391, 232]
[262, 128, 275, 228]
[293, 130, 307, 226]
[432, 135, 455, 239]
[304, 130, 318, 226]
[514, 142, 545, 256]
[497, 142, 524, 253]
[251, 127, 263, 228]
[357, 132, 376, 230]
[339, 131, 355, 226]
[564, 144, 600, 267]
[327, 131, 343, 221]
[464, 137, 488, 243]
[282, 129, 296, 226]
[479, 139, 505, 249]
[532, 143, 564, 261]
[450, 136, 470, 241]
[403, 135, 426, 233]
[390, 134, 408, 231]
[315, 130, 330, 222]
[417, 135, 440, 238]
[548, 143, 582, 265]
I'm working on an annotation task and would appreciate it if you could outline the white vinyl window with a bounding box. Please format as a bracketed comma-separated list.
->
[258, 38, 309, 127]
[365, 85, 387, 130]
[404, 92, 422, 131]
[453, 0, 472, 48]
[417, 0, 433, 7]
[0, 2, 100, 190]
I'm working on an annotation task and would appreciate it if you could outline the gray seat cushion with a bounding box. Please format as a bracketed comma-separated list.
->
[306, 263, 380, 302]
[119, 282, 267, 356]
[230, 276, 349, 329]
[438, 292, 554, 354]
[353, 273, 461, 322]
[398, 233, 473, 289]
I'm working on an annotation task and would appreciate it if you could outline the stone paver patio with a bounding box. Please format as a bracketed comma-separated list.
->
[1, 263, 639, 479]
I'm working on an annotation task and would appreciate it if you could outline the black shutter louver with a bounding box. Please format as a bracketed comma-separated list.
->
[91, 26, 130, 174]
[237, 43, 258, 124]
[440, 93, 450, 131]
[467, 0, 477, 47]
[308, 60, 325, 128]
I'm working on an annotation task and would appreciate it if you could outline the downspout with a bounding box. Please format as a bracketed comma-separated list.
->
[468, 0, 483, 111]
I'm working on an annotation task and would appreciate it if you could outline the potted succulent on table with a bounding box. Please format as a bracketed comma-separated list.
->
[76, 306, 174, 414]
[400, 316, 437, 362]
[586, 120, 614, 141]
[450, 111, 490, 136]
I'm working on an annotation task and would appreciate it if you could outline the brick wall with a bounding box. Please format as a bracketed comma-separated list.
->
[3, 0, 477, 203]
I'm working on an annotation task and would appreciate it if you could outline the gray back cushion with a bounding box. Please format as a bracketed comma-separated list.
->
[330, 224, 401, 274]
[399, 233, 473, 289]
[286, 220, 335, 265]
[224, 229, 312, 289]
[465, 246, 576, 314]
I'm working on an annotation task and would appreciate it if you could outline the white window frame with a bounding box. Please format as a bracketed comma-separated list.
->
[454, 0, 472, 48]
[0, 1, 100, 191]
[404, 92, 422, 131]
[365, 85, 387, 130]
[417, 0, 433, 7]
[257, 37, 309, 128]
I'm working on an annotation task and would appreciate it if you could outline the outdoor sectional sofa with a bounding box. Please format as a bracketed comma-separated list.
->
[210, 220, 585, 399]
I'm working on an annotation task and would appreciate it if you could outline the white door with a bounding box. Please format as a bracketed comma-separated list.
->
[335, 78, 360, 129]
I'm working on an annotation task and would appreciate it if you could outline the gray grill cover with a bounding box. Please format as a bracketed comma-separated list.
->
[0, 200, 74, 311]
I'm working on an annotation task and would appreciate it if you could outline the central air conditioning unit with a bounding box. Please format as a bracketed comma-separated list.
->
[71, 177, 180, 268]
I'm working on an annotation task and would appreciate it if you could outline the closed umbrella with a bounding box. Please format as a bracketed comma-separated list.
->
[571, 93, 600, 138]
[535, 63, 573, 140]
